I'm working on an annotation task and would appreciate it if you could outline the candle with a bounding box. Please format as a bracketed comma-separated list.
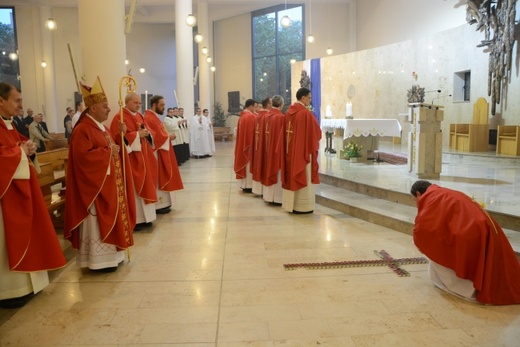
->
[326, 105, 332, 118]
[145, 90, 148, 110]
[346, 102, 352, 118]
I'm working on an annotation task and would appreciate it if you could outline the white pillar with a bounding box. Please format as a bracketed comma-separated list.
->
[175, 0, 195, 118]
[77, 0, 126, 124]
[40, 6, 59, 133]
[197, 0, 211, 115]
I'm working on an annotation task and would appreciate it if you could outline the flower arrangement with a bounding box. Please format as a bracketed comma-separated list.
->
[344, 141, 363, 159]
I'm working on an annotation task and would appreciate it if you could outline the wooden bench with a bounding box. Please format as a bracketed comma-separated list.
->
[37, 148, 69, 171]
[213, 126, 233, 141]
[45, 137, 68, 151]
[37, 162, 66, 229]
[497, 125, 520, 156]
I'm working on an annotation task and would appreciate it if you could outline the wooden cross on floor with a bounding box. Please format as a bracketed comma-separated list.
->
[283, 250, 428, 277]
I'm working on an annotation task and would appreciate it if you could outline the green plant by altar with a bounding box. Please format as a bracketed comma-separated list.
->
[344, 140, 363, 159]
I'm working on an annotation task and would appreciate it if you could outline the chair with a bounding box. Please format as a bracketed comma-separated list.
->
[449, 97, 489, 152]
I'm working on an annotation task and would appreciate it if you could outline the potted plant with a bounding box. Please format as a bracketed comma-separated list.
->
[213, 101, 227, 127]
[344, 140, 363, 162]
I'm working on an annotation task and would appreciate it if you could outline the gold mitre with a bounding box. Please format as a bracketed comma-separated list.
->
[80, 76, 107, 108]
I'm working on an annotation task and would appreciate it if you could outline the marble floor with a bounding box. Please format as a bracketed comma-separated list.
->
[1, 141, 520, 346]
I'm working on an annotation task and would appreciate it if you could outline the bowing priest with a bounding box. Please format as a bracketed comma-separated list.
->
[411, 180, 520, 305]
[233, 99, 257, 192]
[64, 77, 136, 273]
[110, 92, 158, 232]
[0, 82, 67, 308]
[262, 95, 285, 205]
[144, 95, 184, 214]
[281, 87, 322, 213]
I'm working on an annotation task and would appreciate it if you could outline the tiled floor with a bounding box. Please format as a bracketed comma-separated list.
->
[1, 140, 520, 346]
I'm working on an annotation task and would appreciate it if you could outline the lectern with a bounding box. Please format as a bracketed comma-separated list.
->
[407, 103, 443, 179]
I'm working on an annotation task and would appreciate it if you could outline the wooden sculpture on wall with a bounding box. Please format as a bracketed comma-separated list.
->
[465, 0, 517, 115]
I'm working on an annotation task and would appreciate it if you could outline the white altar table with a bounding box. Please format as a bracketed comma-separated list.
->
[320, 119, 402, 161]
[320, 119, 402, 138]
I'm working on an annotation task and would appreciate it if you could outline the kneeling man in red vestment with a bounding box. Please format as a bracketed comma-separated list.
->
[411, 180, 520, 305]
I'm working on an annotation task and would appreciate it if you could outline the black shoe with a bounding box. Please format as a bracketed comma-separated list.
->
[91, 266, 118, 273]
[268, 201, 282, 206]
[292, 210, 313, 214]
[242, 188, 253, 193]
[156, 207, 171, 214]
[133, 222, 153, 231]
[0, 293, 33, 309]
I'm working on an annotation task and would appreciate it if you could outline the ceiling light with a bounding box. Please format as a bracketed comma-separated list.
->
[41, 61, 47, 68]
[45, 18, 57, 30]
[326, 47, 333, 55]
[201, 47, 208, 55]
[194, 33, 203, 43]
[139, 67, 145, 73]
[280, 15, 291, 28]
[185, 14, 196, 27]
[210, 66, 216, 72]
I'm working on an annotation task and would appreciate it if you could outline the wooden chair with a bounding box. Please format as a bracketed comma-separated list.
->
[497, 125, 520, 156]
[449, 97, 489, 152]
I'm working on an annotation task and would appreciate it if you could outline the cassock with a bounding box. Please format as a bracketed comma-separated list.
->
[110, 108, 158, 225]
[281, 102, 321, 213]
[144, 110, 184, 209]
[164, 115, 186, 164]
[175, 115, 191, 161]
[202, 115, 215, 155]
[233, 110, 256, 190]
[249, 109, 268, 195]
[65, 114, 136, 270]
[262, 108, 285, 204]
[414, 184, 520, 305]
[1, 118, 66, 301]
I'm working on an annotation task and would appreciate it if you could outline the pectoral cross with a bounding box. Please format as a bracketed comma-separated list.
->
[255, 123, 260, 151]
[286, 121, 293, 154]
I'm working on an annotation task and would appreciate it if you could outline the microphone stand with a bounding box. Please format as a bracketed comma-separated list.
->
[431, 94, 452, 105]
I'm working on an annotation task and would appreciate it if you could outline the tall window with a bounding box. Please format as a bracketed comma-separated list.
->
[0, 7, 20, 89]
[252, 5, 303, 107]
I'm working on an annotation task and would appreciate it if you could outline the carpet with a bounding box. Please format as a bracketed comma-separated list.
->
[377, 151, 408, 165]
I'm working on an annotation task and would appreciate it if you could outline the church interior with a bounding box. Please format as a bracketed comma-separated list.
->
[1, 0, 520, 345]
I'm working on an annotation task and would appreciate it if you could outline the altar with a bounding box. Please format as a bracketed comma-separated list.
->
[321, 118, 402, 160]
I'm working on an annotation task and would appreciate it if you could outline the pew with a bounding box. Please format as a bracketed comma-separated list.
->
[213, 126, 233, 141]
[45, 137, 68, 151]
[37, 148, 69, 171]
[37, 162, 65, 229]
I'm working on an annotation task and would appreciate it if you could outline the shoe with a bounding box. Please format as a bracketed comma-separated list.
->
[156, 207, 171, 214]
[292, 210, 313, 214]
[242, 188, 253, 193]
[133, 222, 153, 231]
[268, 201, 282, 206]
[91, 266, 117, 273]
[0, 293, 33, 309]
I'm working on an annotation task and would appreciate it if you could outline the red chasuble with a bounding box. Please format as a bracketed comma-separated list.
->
[143, 110, 184, 191]
[0, 121, 66, 271]
[64, 115, 136, 250]
[262, 108, 285, 186]
[249, 110, 268, 183]
[110, 109, 158, 204]
[414, 184, 520, 305]
[233, 110, 256, 179]
[281, 102, 322, 191]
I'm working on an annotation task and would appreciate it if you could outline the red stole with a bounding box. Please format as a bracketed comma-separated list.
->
[262, 108, 285, 186]
[64, 116, 136, 250]
[414, 184, 520, 305]
[281, 102, 322, 191]
[0, 120, 66, 271]
[143, 110, 183, 191]
[233, 110, 256, 179]
[110, 109, 158, 203]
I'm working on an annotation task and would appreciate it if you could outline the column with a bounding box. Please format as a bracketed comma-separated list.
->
[40, 6, 59, 133]
[175, 0, 195, 119]
[197, 0, 212, 115]
[77, 0, 126, 123]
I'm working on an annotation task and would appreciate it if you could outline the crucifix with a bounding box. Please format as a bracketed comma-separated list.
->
[286, 121, 293, 153]
[283, 250, 427, 277]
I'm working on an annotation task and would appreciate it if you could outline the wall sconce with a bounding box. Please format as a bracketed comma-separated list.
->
[139, 67, 145, 73]
[45, 18, 57, 30]
[201, 46, 208, 55]
[210, 66, 216, 72]
[41, 61, 47, 68]
[206, 56, 212, 63]
[185, 14, 196, 27]
[194, 33, 203, 43]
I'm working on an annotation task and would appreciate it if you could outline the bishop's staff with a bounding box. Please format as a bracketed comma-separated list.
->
[118, 75, 137, 258]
